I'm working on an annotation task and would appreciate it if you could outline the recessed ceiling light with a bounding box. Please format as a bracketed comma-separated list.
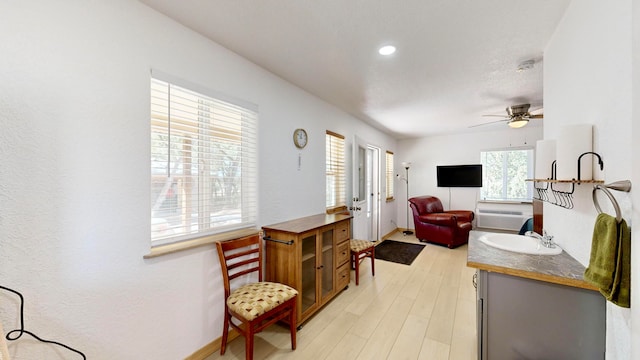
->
[379, 45, 396, 56]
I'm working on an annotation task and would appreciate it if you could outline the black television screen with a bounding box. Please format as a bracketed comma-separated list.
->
[437, 164, 483, 187]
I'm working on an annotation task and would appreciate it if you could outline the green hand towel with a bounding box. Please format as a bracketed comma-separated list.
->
[607, 218, 630, 307]
[585, 214, 618, 289]
[584, 213, 631, 308]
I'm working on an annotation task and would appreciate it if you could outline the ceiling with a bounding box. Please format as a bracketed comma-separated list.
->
[140, 0, 571, 139]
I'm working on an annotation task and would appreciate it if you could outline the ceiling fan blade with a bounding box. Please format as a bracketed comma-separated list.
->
[482, 114, 508, 118]
[469, 119, 508, 128]
[529, 114, 544, 119]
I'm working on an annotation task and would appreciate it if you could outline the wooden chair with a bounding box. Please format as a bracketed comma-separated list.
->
[215, 234, 298, 360]
[350, 239, 375, 285]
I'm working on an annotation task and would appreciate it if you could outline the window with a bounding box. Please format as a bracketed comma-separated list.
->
[480, 148, 534, 201]
[150, 73, 258, 245]
[385, 151, 394, 201]
[326, 131, 346, 213]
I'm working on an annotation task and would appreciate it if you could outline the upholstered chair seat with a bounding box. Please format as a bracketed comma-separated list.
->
[227, 282, 298, 321]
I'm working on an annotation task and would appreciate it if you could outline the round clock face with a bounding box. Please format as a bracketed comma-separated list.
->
[293, 128, 308, 149]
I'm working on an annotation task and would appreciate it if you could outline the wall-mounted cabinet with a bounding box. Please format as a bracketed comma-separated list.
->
[263, 213, 351, 326]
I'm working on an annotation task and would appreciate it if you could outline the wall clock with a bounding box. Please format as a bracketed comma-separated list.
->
[293, 128, 308, 149]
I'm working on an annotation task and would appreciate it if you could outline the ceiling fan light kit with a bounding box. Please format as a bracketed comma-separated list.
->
[508, 118, 529, 128]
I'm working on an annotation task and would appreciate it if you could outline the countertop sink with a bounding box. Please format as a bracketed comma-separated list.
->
[477, 233, 562, 255]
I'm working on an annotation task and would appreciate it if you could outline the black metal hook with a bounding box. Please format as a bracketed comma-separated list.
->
[549, 181, 575, 209]
[576, 152, 604, 182]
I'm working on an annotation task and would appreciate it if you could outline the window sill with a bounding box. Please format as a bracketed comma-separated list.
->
[144, 227, 260, 259]
[326, 206, 348, 215]
[477, 200, 533, 205]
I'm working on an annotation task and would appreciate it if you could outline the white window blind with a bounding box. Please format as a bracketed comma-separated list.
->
[326, 131, 346, 213]
[150, 74, 258, 245]
[386, 151, 394, 200]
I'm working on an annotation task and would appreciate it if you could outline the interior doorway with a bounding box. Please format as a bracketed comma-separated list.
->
[352, 136, 380, 241]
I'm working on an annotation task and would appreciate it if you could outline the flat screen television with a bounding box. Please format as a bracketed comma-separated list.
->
[437, 164, 483, 187]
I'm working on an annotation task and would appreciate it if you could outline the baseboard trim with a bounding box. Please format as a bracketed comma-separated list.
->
[382, 228, 400, 240]
[184, 330, 240, 360]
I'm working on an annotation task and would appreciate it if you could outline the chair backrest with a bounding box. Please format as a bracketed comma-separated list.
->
[216, 234, 263, 298]
[409, 196, 444, 215]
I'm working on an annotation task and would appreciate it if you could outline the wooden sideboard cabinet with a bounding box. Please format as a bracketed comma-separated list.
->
[262, 213, 352, 326]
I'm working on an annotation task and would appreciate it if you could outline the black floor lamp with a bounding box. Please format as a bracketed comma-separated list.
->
[401, 162, 413, 235]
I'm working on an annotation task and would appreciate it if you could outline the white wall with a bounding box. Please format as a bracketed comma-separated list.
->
[544, 0, 633, 358]
[0, 1, 396, 359]
[397, 126, 543, 229]
[632, 1, 640, 358]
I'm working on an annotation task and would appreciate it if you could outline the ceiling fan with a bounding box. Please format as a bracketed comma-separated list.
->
[471, 104, 543, 128]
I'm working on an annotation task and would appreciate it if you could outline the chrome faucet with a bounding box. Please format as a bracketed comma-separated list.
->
[525, 230, 556, 248]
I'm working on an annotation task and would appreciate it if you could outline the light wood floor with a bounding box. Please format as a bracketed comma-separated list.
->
[206, 231, 477, 360]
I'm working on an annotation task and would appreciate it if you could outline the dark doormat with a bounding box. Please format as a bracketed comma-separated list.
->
[375, 240, 425, 265]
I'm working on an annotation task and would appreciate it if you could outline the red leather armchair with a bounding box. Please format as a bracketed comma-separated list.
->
[408, 196, 474, 248]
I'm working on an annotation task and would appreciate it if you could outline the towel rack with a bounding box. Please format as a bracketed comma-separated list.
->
[262, 236, 294, 245]
[592, 180, 632, 223]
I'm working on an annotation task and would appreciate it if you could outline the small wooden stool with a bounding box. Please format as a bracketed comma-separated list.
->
[350, 239, 375, 285]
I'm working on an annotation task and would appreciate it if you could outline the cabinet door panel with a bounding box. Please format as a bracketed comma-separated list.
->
[482, 271, 605, 359]
[300, 233, 317, 316]
[320, 228, 334, 300]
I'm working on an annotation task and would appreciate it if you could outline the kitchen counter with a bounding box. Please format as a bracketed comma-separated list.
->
[467, 231, 598, 291]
